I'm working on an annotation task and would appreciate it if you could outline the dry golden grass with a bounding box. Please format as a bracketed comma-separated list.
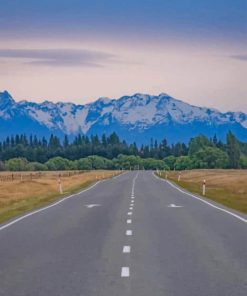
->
[160, 170, 247, 214]
[0, 170, 120, 223]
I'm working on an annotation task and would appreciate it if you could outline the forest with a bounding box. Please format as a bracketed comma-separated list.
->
[0, 131, 246, 171]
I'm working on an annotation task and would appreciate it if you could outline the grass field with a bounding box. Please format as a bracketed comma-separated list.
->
[0, 170, 120, 224]
[159, 169, 247, 214]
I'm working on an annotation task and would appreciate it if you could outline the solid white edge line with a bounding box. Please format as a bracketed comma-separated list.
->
[152, 172, 247, 223]
[0, 181, 101, 231]
[121, 267, 130, 277]
[113, 171, 128, 180]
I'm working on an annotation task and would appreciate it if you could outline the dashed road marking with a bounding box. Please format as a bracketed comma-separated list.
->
[126, 230, 132, 236]
[121, 172, 138, 280]
[123, 246, 131, 253]
[121, 267, 130, 277]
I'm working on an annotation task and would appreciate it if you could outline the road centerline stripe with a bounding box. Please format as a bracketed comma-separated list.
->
[121, 267, 130, 277]
[123, 246, 131, 253]
[126, 230, 132, 236]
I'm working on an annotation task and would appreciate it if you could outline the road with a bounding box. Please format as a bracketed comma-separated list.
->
[0, 171, 246, 296]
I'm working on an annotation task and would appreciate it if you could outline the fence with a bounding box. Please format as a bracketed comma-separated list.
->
[0, 170, 87, 182]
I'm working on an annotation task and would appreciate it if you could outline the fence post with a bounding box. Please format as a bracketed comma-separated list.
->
[202, 179, 206, 196]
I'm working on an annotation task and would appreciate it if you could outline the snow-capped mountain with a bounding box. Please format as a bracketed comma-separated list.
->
[0, 90, 246, 144]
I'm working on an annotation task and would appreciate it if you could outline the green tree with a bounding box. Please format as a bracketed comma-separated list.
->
[5, 158, 29, 171]
[188, 135, 212, 156]
[193, 147, 228, 168]
[175, 156, 194, 170]
[76, 158, 92, 170]
[226, 131, 240, 168]
[142, 158, 168, 170]
[45, 157, 73, 170]
[240, 156, 247, 169]
[163, 155, 176, 170]
[26, 162, 48, 171]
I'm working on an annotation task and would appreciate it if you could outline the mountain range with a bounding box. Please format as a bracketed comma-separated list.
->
[0, 90, 246, 144]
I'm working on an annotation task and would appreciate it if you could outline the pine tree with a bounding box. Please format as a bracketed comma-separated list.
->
[226, 131, 240, 168]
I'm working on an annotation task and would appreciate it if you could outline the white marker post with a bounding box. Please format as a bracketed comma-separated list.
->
[202, 179, 206, 196]
[58, 178, 63, 194]
[178, 172, 181, 182]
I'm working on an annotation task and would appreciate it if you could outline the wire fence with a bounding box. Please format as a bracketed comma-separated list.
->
[0, 170, 87, 182]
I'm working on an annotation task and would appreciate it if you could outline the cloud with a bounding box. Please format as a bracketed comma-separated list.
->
[230, 54, 247, 61]
[0, 48, 115, 67]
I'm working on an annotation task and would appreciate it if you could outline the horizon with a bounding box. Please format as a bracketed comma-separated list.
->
[0, 0, 246, 112]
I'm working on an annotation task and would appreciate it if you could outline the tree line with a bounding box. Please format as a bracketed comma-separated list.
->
[0, 131, 246, 171]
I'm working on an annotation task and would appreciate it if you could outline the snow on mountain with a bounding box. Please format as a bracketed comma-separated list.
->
[0, 90, 246, 143]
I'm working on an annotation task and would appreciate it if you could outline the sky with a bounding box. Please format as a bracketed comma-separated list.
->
[0, 0, 246, 112]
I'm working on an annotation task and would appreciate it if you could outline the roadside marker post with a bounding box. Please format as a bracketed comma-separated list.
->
[202, 179, 206, 196]
[178, 172, 181, 182]
[58, 178, 63, 194]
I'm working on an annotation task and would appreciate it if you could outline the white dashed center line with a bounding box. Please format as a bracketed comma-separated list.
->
[121, 267, 130, 277]
[123, 246, 131, 253]
[121, 172, 139, 279]
[126, 230, 132, 236]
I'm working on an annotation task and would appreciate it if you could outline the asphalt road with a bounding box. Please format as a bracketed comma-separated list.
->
[0, 171, 246, 296]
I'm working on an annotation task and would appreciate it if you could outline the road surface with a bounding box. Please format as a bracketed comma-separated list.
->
[0, 171, 246, 296]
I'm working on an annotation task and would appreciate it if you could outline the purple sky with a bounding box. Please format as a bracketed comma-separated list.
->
[0, 0, 246, 111]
